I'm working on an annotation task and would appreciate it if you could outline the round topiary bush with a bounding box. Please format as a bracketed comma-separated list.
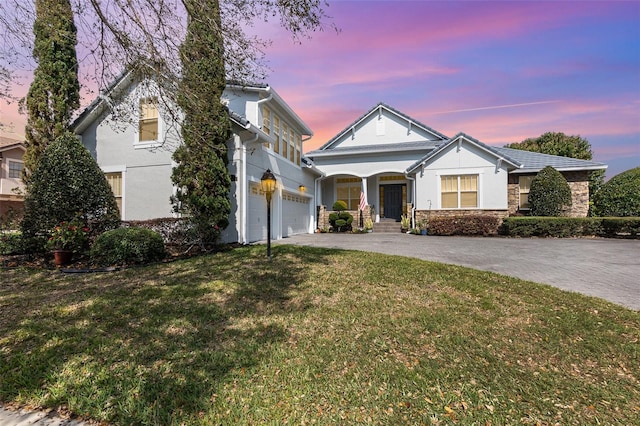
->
[529, 166, 572, 216]
[90, 227, 166, 266]
[329, 200, 353, 232]
[21, 132, 120, 252]
[592, 167, 640, 217]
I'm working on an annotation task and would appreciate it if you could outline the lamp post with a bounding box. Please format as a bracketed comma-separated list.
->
[260, 169, 277, 260]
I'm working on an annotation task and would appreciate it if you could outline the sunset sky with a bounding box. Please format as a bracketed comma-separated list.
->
[1, 0, 638, 178]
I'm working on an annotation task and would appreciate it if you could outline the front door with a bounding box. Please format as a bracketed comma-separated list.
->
[382, 184, 404, 220]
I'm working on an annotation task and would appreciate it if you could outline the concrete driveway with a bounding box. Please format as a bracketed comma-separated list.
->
[276, 233, 640, 311]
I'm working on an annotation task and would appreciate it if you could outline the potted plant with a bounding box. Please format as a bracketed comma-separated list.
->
[364, 218, 374, 232]
[419, 219, 428, 235]
[400, 214, 411, 233]
[47, 219, 90, 265]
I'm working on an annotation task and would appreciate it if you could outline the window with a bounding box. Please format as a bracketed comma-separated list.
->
[441, 175, 478, 208]
[336, 177, 362, 210]
[8, 161, 23, 179]
[289, 128, 295, 162]
[519, 175, 534, 209]
[295, 133, 301, 166]
[273, 116, 280, 154]
[105, 172, 123, 215]
[282, 123, 289, 159]
[262, 106, 271, 150]
[138, 98, 159, 142]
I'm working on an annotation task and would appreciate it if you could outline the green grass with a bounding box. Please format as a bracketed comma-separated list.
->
[1, 245, 638, 425]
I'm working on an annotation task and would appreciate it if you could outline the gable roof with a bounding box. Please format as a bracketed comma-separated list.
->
[72, 73, 313, 138]
[0, 136, 26, 152]
[406, 132, 522, 173]
[405, 132, 607, 174]
[317, 102, 448, 151]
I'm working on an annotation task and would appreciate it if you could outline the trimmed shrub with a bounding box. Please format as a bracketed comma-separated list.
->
[90, 227, 166, 266]
[123, 218, 191, 245]
[592, 167, 640, 217]
[500, 217, 640, 238]
[529, 166, 572, 216]
[21, 133, 120, 252]
[329, 200, 353, 232]
[332, 200, 348, 211]
[428, 215, 502, 236]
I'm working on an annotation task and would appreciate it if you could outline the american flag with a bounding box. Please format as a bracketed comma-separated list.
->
[359, 191, 366, 211]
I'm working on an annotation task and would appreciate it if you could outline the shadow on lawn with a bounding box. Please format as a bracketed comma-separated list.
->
[0, 244, 337, 424]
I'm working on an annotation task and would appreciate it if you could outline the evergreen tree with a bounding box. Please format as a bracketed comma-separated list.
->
[171, 2, 232, 248]
[23, 0, 80, 183]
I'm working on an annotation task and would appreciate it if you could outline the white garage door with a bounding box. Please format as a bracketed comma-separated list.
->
[282, 191, 310, 237]
[247, 183, 267, 243]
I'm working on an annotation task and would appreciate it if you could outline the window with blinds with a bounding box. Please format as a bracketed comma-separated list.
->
[138, 98, 159, 142]
[441, 175, 478, 208]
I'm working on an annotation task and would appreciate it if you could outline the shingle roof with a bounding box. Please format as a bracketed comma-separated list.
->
[494, 147, 607, 172]
[0, 136, 25, 151]
[306, 140, 441, 158]
[317, 102, 448, 150]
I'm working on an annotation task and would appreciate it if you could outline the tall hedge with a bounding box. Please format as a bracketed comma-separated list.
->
[529, 166, 572, 216]
[592, 167, 640, 217]
[21, 133, 120, 250]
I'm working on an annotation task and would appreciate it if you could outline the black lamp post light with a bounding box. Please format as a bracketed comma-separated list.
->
[260, 169, 277, 260]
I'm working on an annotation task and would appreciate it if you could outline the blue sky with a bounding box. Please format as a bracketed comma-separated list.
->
[260, 0, 640, 178]
[1, 0, 638, 178]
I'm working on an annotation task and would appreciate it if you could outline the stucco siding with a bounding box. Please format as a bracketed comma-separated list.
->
[415, 141, 509, 210]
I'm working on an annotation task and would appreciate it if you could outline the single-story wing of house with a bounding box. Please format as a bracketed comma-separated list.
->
[73, 76, 606, 243]
[305, 103, 607, 228]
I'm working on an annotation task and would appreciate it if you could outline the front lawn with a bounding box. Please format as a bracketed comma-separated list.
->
[1, 245, 638, 425]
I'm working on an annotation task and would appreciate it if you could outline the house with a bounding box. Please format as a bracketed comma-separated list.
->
[74, 77, 606, 242]
[305, 103, 607, 228]
[0, 136, 25, 220]
[73, 75, 321, 244]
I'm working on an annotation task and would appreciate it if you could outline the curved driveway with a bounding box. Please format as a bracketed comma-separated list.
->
[277, 233, 640, 311]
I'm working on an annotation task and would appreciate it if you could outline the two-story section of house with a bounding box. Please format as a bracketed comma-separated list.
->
[73, 74, 321, 244]
[0, 136, 25, 221]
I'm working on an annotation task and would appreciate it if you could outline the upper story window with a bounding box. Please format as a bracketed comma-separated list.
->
[282, 123, 289, 159]
[138, 97, 159, 142]
[261, 106, 303, 167]
[262, 106, 271, 150]
[273, 116, 281, 154]
[519, 175, 534, 210]
[8, 160, 23, 179]
[441, 174, 478, 208]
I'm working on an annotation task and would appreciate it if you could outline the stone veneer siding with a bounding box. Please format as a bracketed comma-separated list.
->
[317, 205, 373, 230]
[415, 209, 509, 223]
[508, 170, 591, 217]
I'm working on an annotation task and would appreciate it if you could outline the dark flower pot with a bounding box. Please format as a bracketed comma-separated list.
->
[53, 250, 73, 266]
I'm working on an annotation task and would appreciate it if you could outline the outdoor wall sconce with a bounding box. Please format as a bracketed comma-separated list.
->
[298, 185, 306, 192]
[260, 169, 277, 260]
